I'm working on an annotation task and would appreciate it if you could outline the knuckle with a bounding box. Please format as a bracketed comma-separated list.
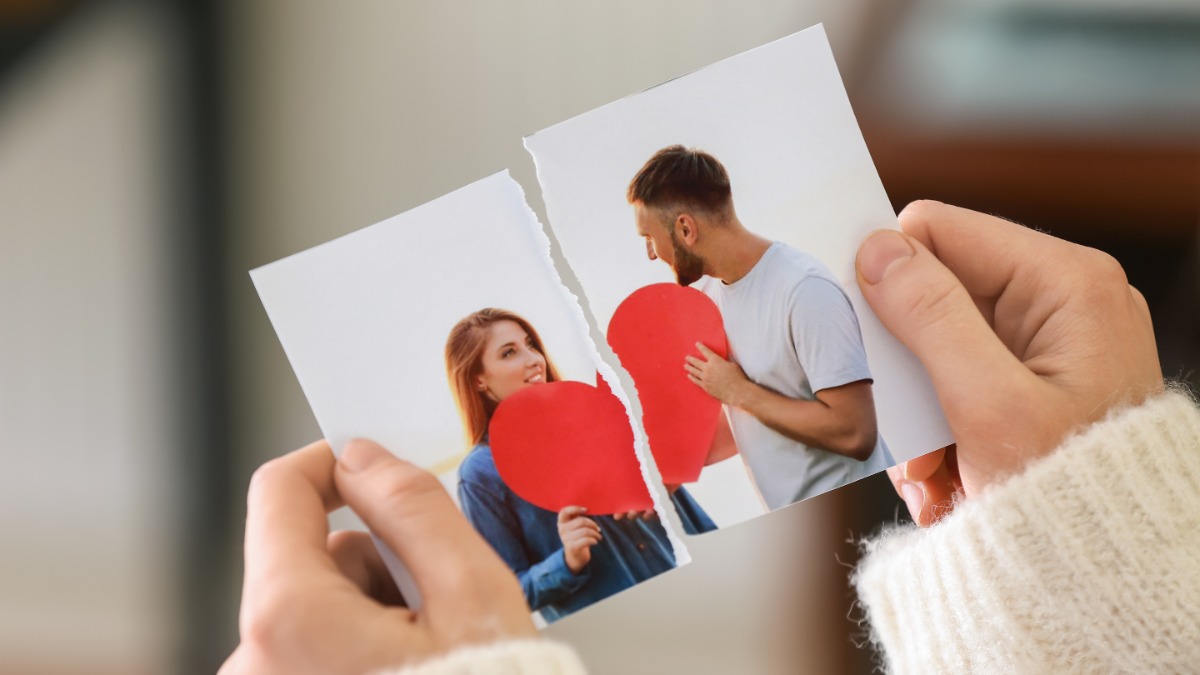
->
[240, 586, 295, 656]
[896, 199, 944, 232]
[246, 458, 288, 508]
[898, 276, 965, 333]
[326, 529, 359, 555]
[1068, 247, 1134, 311]
[1075, 247, 1127, 287]
[242, 582, 331, 658]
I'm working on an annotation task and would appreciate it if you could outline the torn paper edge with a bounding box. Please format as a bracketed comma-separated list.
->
[509, 170, 693, 566]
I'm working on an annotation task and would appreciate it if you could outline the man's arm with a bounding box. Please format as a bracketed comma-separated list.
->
[686, 343, 877, 461]
[739, 378, 877, 461]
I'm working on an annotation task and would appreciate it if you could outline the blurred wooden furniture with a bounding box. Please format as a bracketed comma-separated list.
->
[853, 2, 1200, 242]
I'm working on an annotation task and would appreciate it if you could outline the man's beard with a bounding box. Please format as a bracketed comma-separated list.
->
[670, 231, 706, 286]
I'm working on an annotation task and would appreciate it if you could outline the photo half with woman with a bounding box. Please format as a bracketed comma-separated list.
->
[251, 172, 716, 624]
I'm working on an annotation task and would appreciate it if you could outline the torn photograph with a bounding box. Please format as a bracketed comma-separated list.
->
[526, 25, 952, 527]
[251, 172, 714, 625]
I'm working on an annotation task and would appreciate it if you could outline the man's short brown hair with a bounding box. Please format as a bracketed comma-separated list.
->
[626, 145, 732, 215]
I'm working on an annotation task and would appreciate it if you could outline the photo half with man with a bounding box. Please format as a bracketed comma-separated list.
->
[525, 25, 951, 526]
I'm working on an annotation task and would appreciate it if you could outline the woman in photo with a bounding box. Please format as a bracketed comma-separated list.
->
[446, 308, 715, 622]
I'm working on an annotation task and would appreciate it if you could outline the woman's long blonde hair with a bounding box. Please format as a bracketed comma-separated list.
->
[445, 308, 561, 446]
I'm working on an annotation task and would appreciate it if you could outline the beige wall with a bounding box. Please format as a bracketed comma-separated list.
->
[0, 4, 177, 673]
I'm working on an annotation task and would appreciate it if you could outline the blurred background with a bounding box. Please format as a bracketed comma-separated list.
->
[1, 1, 1196, 673]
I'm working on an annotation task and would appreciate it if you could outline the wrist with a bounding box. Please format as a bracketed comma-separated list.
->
[562, 549, 584, 575]
[727, 378, 756, 410]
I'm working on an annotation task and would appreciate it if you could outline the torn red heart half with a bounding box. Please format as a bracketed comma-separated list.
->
[489, 380, 653, 515]
[607, 283, 728, 484]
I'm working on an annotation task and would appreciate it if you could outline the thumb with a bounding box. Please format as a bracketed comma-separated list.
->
[334, 439, 511, 607]
[855, 229, 1024, 422]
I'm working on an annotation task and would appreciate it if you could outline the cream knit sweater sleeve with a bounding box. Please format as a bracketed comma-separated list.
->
[374, 639, 587, 675]
[854, 390, 1200, 674]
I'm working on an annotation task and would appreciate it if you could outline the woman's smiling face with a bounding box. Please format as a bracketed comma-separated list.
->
[477, 320, 548, 402]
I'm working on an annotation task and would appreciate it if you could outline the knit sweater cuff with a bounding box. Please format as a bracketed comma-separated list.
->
[854, 389, 1200, 674]
[372, 639, 586, 675]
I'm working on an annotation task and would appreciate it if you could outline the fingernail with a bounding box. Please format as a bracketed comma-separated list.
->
[339, 439, 390, 473]
[859, 230, 915, 285]
[900, 482, 925, 524]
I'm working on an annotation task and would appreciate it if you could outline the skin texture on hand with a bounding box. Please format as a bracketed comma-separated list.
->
[220, 439, 536, 675]
[856, 201, 1163, 525]
[557, 506, 602, 575]
[685, 342, 752, 406]
[686, 342, 878, 461]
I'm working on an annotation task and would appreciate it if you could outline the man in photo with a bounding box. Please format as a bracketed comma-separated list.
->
[627, 145, 893, 509]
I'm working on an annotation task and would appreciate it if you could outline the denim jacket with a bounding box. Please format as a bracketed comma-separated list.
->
[457, 442, 716, 622]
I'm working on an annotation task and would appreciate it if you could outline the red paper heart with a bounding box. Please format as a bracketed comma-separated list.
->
[489, 380, 653, 515]
[607, 283, 728, 484]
